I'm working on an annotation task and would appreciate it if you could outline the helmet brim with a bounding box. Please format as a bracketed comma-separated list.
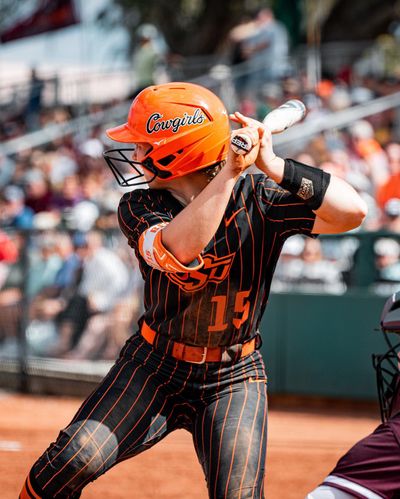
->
[106, 123, 142, 143]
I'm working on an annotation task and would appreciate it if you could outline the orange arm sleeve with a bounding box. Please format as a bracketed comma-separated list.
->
[138, 223, 204, 273]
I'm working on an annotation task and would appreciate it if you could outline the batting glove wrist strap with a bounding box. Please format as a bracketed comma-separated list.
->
[279, 158, 331, 210]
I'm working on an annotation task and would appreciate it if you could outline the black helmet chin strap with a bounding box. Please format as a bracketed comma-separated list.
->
[142, 157, 173, 179]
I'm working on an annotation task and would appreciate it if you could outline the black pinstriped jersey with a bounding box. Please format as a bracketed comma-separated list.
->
[118, 173, 316, 347]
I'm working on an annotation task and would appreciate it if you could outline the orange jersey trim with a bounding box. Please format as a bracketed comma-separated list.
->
[139, 223, 204, 273]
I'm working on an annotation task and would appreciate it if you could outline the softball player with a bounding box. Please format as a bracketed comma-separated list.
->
[20, 82, 367, 499]
[307, 292, 400, 499]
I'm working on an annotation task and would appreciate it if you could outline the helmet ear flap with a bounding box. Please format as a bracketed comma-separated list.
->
[142, 156, 172, 179]
[146, 119, 229, 180]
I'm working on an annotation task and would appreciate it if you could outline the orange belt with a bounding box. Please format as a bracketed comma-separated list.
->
[141, 321, 257, 364]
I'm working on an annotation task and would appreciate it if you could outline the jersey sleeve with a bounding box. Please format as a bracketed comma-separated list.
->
[255, 174, 317, 240]
[118, 189, 204, 273]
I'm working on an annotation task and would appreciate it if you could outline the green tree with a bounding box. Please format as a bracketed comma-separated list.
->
[321, 0, 399, 42]
[111, 0, 399, 57]
[112, 0, 268, 56]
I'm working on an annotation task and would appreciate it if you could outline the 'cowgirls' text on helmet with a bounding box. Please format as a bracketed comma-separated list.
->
[103, 82, 230, 187]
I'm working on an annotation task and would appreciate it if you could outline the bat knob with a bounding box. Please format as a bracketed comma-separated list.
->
[231, 133, 253, 155]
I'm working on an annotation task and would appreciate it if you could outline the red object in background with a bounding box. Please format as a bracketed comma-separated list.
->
[0, 232, 18, 263]
[0, 0, 79, 43]
[337, 66, 352, 85]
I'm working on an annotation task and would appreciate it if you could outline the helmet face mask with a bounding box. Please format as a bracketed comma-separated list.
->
[373, 338, 400, 422]
[103, 148, 156, 187]
[374, 290, 400, 422]
[103, 82, 230, 187]
[103, 147, 162, 187]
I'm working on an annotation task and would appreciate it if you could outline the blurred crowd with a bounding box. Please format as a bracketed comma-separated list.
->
[0, 229, 143, 360]
[2, 9, 400, 359]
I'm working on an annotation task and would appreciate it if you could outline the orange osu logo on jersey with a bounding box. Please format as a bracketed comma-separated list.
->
[167, 253, 235, 292]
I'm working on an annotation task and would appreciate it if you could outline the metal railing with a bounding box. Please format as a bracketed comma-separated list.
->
[2, 70, 400, 157]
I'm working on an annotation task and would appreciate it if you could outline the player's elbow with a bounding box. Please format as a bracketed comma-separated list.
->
[351, 198, 368, 228]
[341, 199, 368, 231]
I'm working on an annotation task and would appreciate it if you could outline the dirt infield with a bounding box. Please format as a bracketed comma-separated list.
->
[0, 391, 380, 499]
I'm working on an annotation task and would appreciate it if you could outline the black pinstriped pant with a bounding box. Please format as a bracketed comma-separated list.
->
[29, 334, 268, 498]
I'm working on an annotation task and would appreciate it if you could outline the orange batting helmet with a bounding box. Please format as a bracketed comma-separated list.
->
[103, 82, 230, 186]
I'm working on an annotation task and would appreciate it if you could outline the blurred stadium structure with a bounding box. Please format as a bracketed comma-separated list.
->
[2, 15, 400, 400]
[2, 60, 400, 156]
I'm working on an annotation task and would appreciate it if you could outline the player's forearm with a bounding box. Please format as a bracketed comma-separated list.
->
[161, 167, 239, 264]
[255, 154, 285, 183]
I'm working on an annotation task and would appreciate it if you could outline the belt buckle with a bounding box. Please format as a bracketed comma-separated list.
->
[189, 346, 208, 364]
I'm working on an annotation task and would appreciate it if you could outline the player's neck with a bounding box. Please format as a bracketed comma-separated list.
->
[165, 172, 209, 207]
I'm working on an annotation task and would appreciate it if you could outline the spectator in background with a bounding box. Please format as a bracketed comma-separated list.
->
[321, 152, 380, 231]
[50, 174, 83, 212]
[327, 86, 352, 113]
[30, 233, 81, 317]
[47, 146, 78, 186]
[79, 137, 103, 157]
[101, 245, 144, 360]
[80, 172, 105, 205]
[63, 200, 100, 232]
[0, 231, 18, 289]
[0, 185, 34, 230]
[77, 134, 106, 179]
[372, 237, 400, 295]
[256, 82, 283, 120]
[227, 14, 258, 97]
[272, 234, 305, 292]
[131, 24, 168, 98]
[0, 154, 16, 189]
[376, 142, 400, 209]
[27, 233, 83, 356]
[27, 234, 63, 298]
[228, 8, 290, 99]
[244, 8, 290, 88]
[0, 232, 23, 351]
[349, 119, 389, 191]
[247, 8, 289, 83]
[382, 198, 400, 233]
[23, 169, 53, 214]
[25, 69, 44, 132]
[273, 237, 346, 294]
[50, 231, 129, 357]
[229, 14, 255, 67]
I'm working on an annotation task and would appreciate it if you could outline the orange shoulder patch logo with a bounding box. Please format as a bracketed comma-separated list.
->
[167, 253, 235, 292]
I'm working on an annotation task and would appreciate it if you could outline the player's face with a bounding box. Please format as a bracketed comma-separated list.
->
[132, 142, 151, 163]
[132, 142, 167, 188]
[132, 142, 153, 182]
